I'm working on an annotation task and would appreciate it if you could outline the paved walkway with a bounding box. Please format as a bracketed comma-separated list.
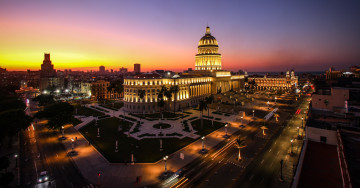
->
[62, 105, 254, 187]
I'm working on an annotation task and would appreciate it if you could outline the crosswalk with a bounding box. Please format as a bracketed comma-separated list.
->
[264, 108, 278, 120]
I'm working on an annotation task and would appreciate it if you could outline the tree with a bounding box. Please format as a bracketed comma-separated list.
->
[164, 89, 172, 112]
[108, 79, 124, 94]
[0, 94, 32, 145]
[35, 102, 74, 131]
[137, 89, 146, 116]
[205, 95, 214, 116]
[157, 90, 166, 113]
[199, 100, 208, 129]
[33, 94, 55, 107]
[170, 85, 180, 113]
[235, 137, 246, 160]
[324, 99, 329, 107]
[0, 172, 14, 186]
[0, 156, 10, 172]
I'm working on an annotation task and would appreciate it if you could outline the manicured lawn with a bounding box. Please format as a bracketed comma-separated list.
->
[191, 119, 226, 137]
[80, 117, 195, 163]
[74, 105, 105, 117]
[100, 102, 124, 110]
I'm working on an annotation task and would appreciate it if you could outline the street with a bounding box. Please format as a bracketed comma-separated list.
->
[19, 101, 89, 188]
[166, 93, 308, 188]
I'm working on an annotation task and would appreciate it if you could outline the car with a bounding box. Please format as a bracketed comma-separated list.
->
[38, 171, 49, 183]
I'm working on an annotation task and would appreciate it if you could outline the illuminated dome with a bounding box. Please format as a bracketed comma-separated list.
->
[198, 26, 219, 46]
[195, 26, 222, 70]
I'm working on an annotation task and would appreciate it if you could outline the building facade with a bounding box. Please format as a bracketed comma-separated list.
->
[247, 70, 298, 90]
[123, 26, 245, 113]
[90, 80, 122, 100]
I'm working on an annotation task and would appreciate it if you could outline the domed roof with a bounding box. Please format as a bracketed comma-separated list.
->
[198, 26, 218, 46]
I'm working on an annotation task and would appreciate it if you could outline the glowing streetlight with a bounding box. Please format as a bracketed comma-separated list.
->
[61, 126, 65, 139]
[201, 136, 205, 152]
[71, 138, 75, 153]
[290, 139, 294, 154]
[241, 116, 243, 125]
[253, 110, 255, 118]
[163, 156, 168, 175]
[224, 124, 228, 138]
[301, 117, 304, 129]
[297, 127, 300, 138]
[14, 154, 18, 168]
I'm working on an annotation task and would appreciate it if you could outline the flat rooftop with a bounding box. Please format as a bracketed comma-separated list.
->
[340, 130, 360, 188]
[297, 141, 342, 188]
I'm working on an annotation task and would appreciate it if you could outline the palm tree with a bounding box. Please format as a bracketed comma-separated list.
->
[170, 85, 180, 113]
[157, 92, 165, 113]
[164, 90, 172, 112]
[206, 95, 214, 116]
[137, 89, 146, 115]
[199, 100, 208, 129]
[235, 137, 246, 161]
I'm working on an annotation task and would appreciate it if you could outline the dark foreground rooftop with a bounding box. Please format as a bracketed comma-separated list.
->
[298, 141, 342, 188]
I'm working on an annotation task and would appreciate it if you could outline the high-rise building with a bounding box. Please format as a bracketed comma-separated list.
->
[40, 53, 56, 77]
[99, 66, 105, 73]
[134, 63, 141, 73]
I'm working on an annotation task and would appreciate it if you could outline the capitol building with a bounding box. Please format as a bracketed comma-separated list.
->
[123, 26, 245, 113]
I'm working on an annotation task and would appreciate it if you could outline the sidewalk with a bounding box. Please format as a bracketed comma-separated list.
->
[61, 110, 252, 187]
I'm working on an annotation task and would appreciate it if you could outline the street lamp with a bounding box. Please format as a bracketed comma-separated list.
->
[241, 116, 243, 125]
[201, 136, 205, 152]
[14, 154, 18, 168]
[301, 117, 304, 129]
[290, 139, 294, 155]
[71, 138, 75, 153]
[163, 156, 168, 175]
[297, 127, 300, 138]
[61, 126, 65, 139]
[275, 96, 277, 103]
[253, 110, 255, 118]
[225, 124, 228, 138]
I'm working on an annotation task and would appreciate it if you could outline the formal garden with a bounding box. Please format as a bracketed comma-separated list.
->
[78, 109, 231, 163]
[79, 117, 195, 163]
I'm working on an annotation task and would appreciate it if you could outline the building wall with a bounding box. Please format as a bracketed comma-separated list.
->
[247, 76, 298, 90]
[123, 77, 213, 113]
[312, 88, 349, 111]
[91, 80, 122, 100]
[306, 126, 337, 145]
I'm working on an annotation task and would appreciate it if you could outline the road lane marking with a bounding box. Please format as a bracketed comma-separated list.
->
[269, 149, 272, 152]
[261, 159, 264, 164]
[200, 161, 205, 165]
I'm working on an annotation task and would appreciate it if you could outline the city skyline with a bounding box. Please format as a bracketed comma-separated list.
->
[1, 0, 360, 72]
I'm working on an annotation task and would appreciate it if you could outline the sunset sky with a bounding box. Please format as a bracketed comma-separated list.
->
[1, 0, 359, 72]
